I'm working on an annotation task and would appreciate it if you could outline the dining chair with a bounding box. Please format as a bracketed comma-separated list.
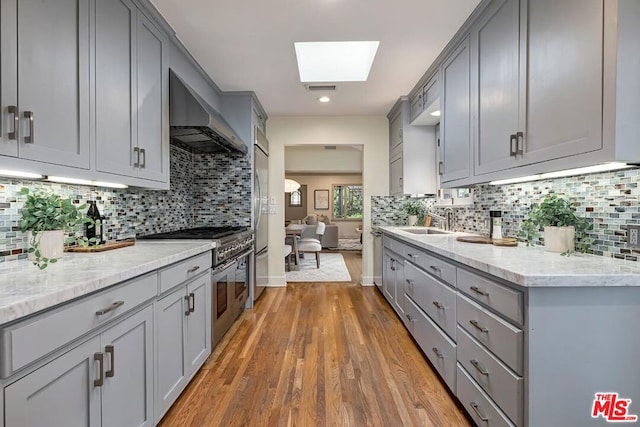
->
[297, 222, 326, 268]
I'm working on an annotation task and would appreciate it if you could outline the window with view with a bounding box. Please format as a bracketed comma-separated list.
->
[332, 184, 363, 220]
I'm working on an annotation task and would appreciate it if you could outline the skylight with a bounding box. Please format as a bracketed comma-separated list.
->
[294, 41, 380, 82]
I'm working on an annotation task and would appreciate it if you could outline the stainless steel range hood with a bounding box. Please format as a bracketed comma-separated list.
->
[169, 71, 248, 155]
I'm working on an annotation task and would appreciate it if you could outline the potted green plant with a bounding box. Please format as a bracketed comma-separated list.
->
[19, 188, 95, 269]
[518, 194, 592, 254]
[401, 200, 424, 226]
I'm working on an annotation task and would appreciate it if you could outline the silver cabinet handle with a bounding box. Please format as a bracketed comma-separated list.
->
[140, 148, 146, 168]
[438, 161, 443, 175]
[407, 253, 419, 260]
[470, 359, 489, 376]
[187, 265, 200, 273]
[189, 292, 195, 313]
[105, 345, 115, 378]
[432, 347, 444, 359]
[7, 106, 18, 140]
[516, 131, 524, 155]
[510, 134, 517, 156]
[94, 353, 104, 387]
[133, 147, 140, 167]
[433, 301, 445, 310]
[469, 319, 489, 333]
[184, 295, 191, 316]
[470, 403, 489, 422]
[96, 301, 124, 316]
[405, 279, 414, 292]
[470, 286, 489, 297]
[429, 265, 441, 275]
[23, 111, 34, 144]
[399, 176, 402, 187]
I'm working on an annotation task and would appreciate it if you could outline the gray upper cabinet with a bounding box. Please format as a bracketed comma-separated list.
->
[0, 0, 90, 169]
[95, 1, 168, 183]
[473, 0, 522, 176]
[440, 36, 471, 183]
[519, 0, 603, 166]
[4, 336, 102, 427]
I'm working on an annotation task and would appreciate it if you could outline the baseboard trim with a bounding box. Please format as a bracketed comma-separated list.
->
[267, 276, 287, 287]
[360, 276, 374, 287]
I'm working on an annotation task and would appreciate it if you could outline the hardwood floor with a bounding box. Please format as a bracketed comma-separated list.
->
[159, 251, 470, 427]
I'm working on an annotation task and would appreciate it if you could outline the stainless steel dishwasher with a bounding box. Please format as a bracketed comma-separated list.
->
[371, 228, 383, 293]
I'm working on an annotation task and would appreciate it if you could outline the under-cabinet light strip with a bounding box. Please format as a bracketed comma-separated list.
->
[489, 163, 633, 186]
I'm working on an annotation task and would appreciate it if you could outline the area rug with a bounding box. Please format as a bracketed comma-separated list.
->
[286, 253, 352, 282]
[337, 238, 362, 251]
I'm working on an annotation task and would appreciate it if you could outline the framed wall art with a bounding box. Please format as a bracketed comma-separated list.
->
[314, 189, 329, 210]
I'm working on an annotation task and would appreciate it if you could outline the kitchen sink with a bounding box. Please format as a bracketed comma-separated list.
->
[400, 228, 450, 235]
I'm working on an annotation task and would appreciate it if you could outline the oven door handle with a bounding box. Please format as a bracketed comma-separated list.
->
[212, 259, 237, 275]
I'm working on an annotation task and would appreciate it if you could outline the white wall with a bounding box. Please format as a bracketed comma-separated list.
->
[285, 146, 363, 173]
[267, 116, 389, 286]
[286, 173, 363, 238]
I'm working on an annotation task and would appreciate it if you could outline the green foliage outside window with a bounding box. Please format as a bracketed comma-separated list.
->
[332, 185, 363, 220]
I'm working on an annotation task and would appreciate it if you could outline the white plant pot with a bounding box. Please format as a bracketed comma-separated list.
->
[27, 230, 65, 261]
[544, 226, 575, 253]
[407, 215, 418, 226]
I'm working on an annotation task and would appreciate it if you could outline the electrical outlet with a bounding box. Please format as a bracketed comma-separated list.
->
[270, 196, 277, 205]
[628, 225, 640, 249]
[268, 205, 277, 215]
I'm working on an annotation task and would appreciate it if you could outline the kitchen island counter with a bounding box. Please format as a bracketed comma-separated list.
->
[380, 226, 640, 288]
[0, 241, 214, 325]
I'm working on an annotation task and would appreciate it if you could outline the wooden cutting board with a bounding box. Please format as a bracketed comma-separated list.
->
[65, 240, 135, 253]
[456, 236, 518, 247]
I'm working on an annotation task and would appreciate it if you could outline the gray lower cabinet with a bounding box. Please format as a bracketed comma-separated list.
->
[4, 305, 154, 427]
[0, 0, 90, 169]
[382, 248, 405, 318]
[155, 272, 212, 423]
[95, 0, 168, 184]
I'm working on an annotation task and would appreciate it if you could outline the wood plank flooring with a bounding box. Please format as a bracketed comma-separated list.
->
[160, 252, 470, 427]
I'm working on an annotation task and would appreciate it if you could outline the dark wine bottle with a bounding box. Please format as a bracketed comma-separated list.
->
[85, 200, 103, 245]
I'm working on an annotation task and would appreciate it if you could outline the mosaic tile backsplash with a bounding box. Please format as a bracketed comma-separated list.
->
[0, 144, 251, 263]
[371, 195, 436, 226]
[372, 167, 640, 262]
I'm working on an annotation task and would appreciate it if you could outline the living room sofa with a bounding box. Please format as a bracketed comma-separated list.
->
[298, 215, 339, 249]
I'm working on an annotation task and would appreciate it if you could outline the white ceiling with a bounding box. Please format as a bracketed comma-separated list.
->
[150, 0, 480, 116]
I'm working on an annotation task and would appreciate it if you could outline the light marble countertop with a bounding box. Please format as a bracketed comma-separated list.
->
[380, 226, 640, 288]
[0, 241, 214, 325]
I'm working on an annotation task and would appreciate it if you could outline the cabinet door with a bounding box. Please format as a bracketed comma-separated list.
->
[15, 0, 90, 169]
[389, 152, 403, 196]
[185, 274, 212, 376]
[409, 93, 423, 122]
[5, 336, 101, 427]
[393, 258, 405, 318]
[383, 250, 395, 304]
[101, 306, 154, 427]
[473, 0, 522, 175]
[0, 1, 17, 157]
[521, 0, 603, 165]
[136, 13, 167, 182]
[155, 286, 187, 421]
[389, 113, 402, 151]
[95, 0, 137, 177]
[441, 36, 471, 182]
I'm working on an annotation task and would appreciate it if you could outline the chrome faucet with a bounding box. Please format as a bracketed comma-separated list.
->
[430, 208, 455, 231]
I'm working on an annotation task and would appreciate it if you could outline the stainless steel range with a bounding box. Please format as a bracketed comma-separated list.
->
[139, 226, 254, 347]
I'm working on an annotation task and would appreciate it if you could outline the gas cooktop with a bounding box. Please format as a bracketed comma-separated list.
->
[139, 226, 250, 240]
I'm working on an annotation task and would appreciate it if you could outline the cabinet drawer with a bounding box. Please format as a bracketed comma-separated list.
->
[159, 251, 211, 294]
[0, 272, 157, 378]
[458, 326, 523, 426]
[458, 268, 523, 325]
[408, 249, 456, 287]
[457, 293, 523, 375]
[404, 295, 456, 393]
[404, 262, 456, 340]
[457, 364, 515, 427]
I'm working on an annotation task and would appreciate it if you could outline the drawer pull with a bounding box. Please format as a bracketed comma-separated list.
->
[469, 319, 489, 333]
[405, 314, 414, 322]
[470, 359, 489, 376]
[470, 402, 489, 422]
[95, 301, 124, 316]
[187, 265, 201, 274]
[94, 353, 104, 387]
[405, 279, 414, 291]
[432, 301, 445, 310]
[429, 265, 441, 275]
[432, 347, 445, 359]
[407, 253, 419, 260]
[189, 292, 196, 313]
[105, 345, 115, 378]
[470, 286, 489, 296]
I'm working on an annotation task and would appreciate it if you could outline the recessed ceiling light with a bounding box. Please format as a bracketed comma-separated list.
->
[430, 110, 441, 117]
[294, 41, 380, 82]
[318, 96, 331, 103]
